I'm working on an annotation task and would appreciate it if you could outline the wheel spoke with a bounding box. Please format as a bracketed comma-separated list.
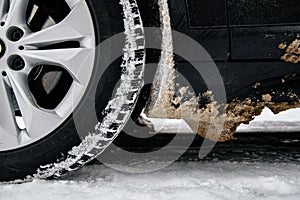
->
[22, 0, 93, 46]
[0, 77, 19, 137]
[21, 47, 93, 85]
[7, 71, 63, 139]
[5, 0, 29, 26]
[0, 0, 9, 20]
[0, 0, 96, 151]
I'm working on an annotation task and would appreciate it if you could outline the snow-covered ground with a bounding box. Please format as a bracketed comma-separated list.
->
[152, 108, 300, 133]
[0, 109, 299, 200]
[238, 108, 300, 132]
[0, 162, 299, 200]
[250, 108, 300, 122]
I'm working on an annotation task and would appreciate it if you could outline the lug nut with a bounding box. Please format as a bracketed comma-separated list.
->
[7, 27, 24, 42]
[8, 55, 25, 71]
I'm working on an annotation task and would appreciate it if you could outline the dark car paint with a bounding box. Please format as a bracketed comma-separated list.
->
[136, 0, 300, 104]
[176, 0, 300, 61]
[170, 0, 229, 61]
[169, 0, 300, 102]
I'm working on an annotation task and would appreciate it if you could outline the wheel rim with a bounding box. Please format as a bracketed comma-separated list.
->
[0, 0, 96, 151]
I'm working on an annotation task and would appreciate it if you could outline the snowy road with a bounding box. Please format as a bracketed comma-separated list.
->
[0, 109, 300, 200]
[1, 129, 299, 200]
[0, 161, 299, 200]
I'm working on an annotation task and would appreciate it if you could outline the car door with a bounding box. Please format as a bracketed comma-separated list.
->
[168, 0, 230, 61]
[228, 0, 300, 60]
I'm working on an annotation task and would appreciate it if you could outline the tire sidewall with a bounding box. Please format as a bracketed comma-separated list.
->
[0, 0, 124, 181]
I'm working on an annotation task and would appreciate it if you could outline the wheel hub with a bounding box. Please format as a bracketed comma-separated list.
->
[0, 0, 96, 151]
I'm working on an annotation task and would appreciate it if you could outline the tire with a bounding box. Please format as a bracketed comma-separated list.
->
[0, 0, 125, 181]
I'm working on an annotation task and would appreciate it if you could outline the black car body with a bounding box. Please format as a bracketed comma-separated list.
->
[139, 0, 300, 103]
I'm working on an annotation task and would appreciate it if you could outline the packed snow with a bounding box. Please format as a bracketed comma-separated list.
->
[238, 108, 300, 132]
[152, 108, 300, 133]
[1, 107, 300, 200]
[1, 110, 300, 200]
[0, 162, 299, 200]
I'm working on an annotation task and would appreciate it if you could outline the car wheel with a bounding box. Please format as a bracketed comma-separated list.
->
[0, 0, 138, 181]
